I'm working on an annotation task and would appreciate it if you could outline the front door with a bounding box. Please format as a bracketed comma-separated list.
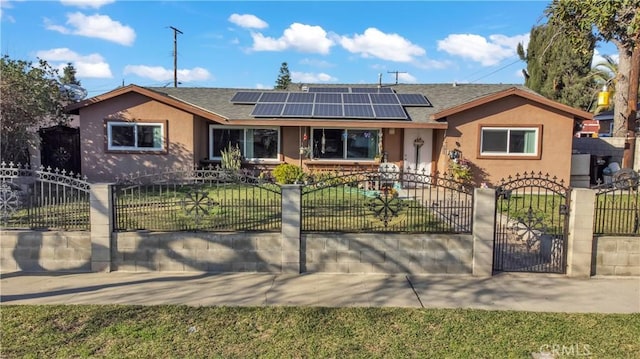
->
[403, 128, 432, 172]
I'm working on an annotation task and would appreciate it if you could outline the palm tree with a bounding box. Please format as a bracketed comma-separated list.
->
[590, 55, 617, 114]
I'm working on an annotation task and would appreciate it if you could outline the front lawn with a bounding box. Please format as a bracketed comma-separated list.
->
[2, 305, 638, 358]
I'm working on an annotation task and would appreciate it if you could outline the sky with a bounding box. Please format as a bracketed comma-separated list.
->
[0, 0, 618, 97]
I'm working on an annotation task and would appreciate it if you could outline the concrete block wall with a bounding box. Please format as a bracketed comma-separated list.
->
[302, 233, 472, 274]
[112, 232, 282, 272]
[0, 231, 91, 272]
[592, 236, 640, 276]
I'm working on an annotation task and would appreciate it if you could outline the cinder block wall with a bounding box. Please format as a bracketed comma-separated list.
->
[592, 236, 640, 276]
[112, 232, 283, 272]
[0, 231, 91, 272]
[302, 233, 472, 274]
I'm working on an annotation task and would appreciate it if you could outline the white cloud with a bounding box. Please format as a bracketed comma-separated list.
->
[397, 72, 417, 83]
[250, 23, 334, 54]
[437, 33, 528, 66]
[592, 48, 619, 68]
[60, 0, 115, 9]
[123, 65, 211, 82]
[291, 71, 337, 83]
[45, 12, 135, 46]
[36, 47, 113, 78]
[228, 13, 268, 29]
[255, 83, 269, 89]
[339, 28, 425, 62]
[299, 58, 334, 68]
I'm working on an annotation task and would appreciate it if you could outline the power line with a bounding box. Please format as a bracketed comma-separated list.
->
[468, 58, 522, 83]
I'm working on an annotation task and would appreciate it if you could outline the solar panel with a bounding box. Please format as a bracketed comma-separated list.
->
[397, 93, 431, 106]
[372, 105, 407, 119]
[308, 87, 350, 93]
[315, 93, 342, 104]
[258, 92, 289, 102]
[313, 104, 343, 117]
[230, 91, 262, 103]
[282, 103, 313, 116]
[343, 93, 371, 104]
[351, 87, 394, 94]
[370, 93, 400, 104]
[251, 103, 284, 117]
[344, 104, 374, 118]
[287, 92, 315, 103]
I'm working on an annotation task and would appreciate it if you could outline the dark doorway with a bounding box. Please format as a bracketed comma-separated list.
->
[39, 125, 81, 174]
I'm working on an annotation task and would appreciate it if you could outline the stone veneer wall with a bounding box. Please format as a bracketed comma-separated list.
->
[112, 232, 283, 272]
[302, 233, 473, 274]
[0, 231, 91, 272]
[592, 236, 640, 276]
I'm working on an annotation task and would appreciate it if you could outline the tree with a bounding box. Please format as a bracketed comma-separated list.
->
[545, 0, 640, 167]
[60, 62, 81, 86]
[590, 55, 618, 113]
[274, 62, 291, 90]
[0, 56, 68, 164]
[517, 22, 596, 110]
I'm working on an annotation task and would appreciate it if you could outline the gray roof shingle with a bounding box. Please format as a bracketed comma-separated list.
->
[146, 83, 531, 123]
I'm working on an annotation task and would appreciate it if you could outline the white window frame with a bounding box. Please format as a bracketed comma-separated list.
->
[208, 125, 280, 161]
[479, 126, 539, 157]
[310, 127, 381, 160]
[107, 121, 165, 151]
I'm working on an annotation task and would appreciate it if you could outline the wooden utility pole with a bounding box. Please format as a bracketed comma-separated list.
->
[169, 26, 183, 88]
[622, 38, 640, 169]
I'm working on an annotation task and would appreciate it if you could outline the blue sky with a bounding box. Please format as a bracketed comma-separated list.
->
[0, 0, 618, 97]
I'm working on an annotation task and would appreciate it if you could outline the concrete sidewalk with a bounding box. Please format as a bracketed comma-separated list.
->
[1, 271, 638, 313]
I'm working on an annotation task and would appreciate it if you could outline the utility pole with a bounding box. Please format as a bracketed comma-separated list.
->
[388, 70, 407, 85]
[169, 26, 183, 87]
[622, 39, 639, 170]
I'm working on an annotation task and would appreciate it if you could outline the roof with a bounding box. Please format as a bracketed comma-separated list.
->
[594, 102, 640, 121]
[65, 83, 592, 128]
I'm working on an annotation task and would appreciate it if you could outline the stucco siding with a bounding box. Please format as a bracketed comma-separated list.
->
[79, 93, 197, 182]
[438, 96, 574, 185]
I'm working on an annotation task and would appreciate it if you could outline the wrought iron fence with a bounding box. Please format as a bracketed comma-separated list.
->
[301, 165, 474, 233]
[0, 162, 91, 230]
[113, 167, 281, 232]
[594, 174, 640, 236]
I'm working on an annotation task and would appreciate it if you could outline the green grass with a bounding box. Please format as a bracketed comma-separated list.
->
[1, 305, 638, 358]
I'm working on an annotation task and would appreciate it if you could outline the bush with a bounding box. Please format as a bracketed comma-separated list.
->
[221, 144, 242, 171]
[272, 163, 304, 184]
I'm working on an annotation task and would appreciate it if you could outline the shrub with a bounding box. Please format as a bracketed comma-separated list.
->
[221, 144, 242, 171]
[272, 163, 304, 184]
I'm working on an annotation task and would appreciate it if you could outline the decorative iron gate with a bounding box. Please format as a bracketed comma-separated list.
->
[493, 172, 569, 274]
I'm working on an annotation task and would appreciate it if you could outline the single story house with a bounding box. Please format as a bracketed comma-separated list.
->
[65, 83, 593, 186]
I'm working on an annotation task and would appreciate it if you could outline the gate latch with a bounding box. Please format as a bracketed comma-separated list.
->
[559, 204, 568, 215]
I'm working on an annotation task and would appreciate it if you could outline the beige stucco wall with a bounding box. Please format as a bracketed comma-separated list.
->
[79, 93, 199, 182]
[437, 96, 574, 186]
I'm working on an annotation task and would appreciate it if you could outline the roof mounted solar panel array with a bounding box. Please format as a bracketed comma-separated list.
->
[233, 86, 430, 119]
[230, 91, 262, 103]
[397, 93, 432, 106]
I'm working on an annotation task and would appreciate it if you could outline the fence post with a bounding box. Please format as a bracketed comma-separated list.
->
[90, 183, 113, 272]
[281, 184, 302, 273]
[472, 188, 496, 277]
[566, 188, 596, 278]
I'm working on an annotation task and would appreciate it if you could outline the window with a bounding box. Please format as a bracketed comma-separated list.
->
[480, 127, 539, 156]
[209, 126, 279, 160]
[311, 128, 380, 160]
[107, 122, 164, 151]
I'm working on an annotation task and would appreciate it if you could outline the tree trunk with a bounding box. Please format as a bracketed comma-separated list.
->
[612, 47, 631, 137]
